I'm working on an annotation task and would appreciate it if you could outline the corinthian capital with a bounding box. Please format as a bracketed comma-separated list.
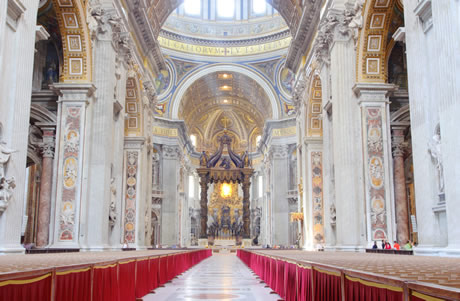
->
[292, 70, 308, 113]
[89, 6, 121, 41]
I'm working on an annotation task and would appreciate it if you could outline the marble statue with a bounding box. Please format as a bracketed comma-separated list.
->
[109, 178, 117, 228]
[0, 141, 16, 213]
[330, 203, 336, 225]
[428, 131, 444, 194]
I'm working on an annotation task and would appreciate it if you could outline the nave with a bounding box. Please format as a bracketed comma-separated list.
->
[144, 253, 280, 301]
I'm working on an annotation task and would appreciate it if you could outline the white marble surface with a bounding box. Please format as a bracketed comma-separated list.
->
[143, 253, 280, 301]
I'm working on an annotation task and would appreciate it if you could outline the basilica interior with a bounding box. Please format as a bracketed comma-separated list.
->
[1, 0, 460, 300]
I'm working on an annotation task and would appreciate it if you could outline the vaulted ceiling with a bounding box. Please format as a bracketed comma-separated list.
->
[178, 72, 271, 152]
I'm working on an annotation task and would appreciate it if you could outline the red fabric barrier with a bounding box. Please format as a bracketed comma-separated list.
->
[92, 264, 119, 301]
[275, 259, 286, 298]
[297, 266, 313, 301]
[0, 273, 52, 301]
[284, 262, 297, 301]
[149, 257, 159, 291]
[135, 259, 151, 298]
[158, 256, 168, 285]
[314, 268, 341, 301]
[118, 260, 136, 301]
[345, 276, 403, 301]
[55, 268, 91, 301]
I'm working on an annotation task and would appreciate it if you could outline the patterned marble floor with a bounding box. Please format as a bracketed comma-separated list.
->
[143, 252, 281, 301]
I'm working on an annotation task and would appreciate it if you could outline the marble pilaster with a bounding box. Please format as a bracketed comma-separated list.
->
[122, 137, 145, 248]
[353, 83, 396, 245]
[50, 83, 95, 249]
[36, 125, 55, 247]
[83, 7, 120, 250]
[269, 145, 289, 246]
[0, 0, 39, 253]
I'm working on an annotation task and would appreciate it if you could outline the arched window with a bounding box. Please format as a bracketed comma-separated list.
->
[190, 134, 197, 147]
[256, 135, 262, 146]
[252, 0, 266, 15]
[216, 0, 235, 18]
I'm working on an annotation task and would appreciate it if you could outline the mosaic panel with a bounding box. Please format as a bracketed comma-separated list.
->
[124, 151, 138, 243]
[311, 152, 324, 244]
[58, 105, 82, 241]
[365, 107, 387, 240]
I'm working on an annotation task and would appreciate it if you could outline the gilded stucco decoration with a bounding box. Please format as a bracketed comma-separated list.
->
[307, 76, 323, 137]
[357, 0, 396, 82]
[51, 0, 92, 82]
[124, 77, 143, 136]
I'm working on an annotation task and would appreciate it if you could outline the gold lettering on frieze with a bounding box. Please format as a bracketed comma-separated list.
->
[158, 37, 292, 57]
[272, 126, 296, 137]
[152, 127, 178, 137]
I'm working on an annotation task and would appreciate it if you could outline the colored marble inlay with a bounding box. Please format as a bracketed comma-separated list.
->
[124, 151, 138, 243]
[58, 105, 82, 241]
[311, 151, 324, 244]
[365, 107, 387, 240]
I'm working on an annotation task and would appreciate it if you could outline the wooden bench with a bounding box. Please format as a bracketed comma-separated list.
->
[365, 248, 413, 255]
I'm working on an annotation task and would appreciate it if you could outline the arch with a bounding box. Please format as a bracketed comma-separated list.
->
[30, 104, 57, 123]
[356, 0, 397, 83]
[51, 0, 92, 82]
[171, 64, 280, 120]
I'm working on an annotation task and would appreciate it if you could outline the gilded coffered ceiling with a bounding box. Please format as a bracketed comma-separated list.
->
[178, 72, 270, 152]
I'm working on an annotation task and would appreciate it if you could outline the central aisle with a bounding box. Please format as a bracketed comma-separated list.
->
[143, 252, 281, 300]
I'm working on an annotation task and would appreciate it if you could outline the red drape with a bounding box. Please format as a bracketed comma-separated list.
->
[92, 264, 119, 301]
[117, 260, 136, 301]
[0, 273, 52, 301]
[55, 268, 91, 301]
[275, 259, 286, 299]
[345, 276, 403, 301]
[158, 256, 168, 285]
[314, 268, 341, 301]
[135, 259, 151, 298]
[148, 257, 159, 292]
[283, 262, 297, 301]
[297, 266, 312, 301]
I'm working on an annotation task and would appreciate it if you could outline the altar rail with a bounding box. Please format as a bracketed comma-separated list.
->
[0, 249, 211, 301]
[237, 249, 460, 301]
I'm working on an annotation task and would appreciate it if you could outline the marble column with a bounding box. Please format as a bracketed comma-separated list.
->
[392, 127, 409, 243]
[36, 125, 55, 247]
[242, 171, 252, 239]
[198, 171, 208, 239]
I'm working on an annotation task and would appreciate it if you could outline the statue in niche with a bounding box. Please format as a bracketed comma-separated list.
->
[330, 203, 336, 225]
[109, 178, 117, 228]
[152, 151, 160, 186]
[428, 127, 444, 194]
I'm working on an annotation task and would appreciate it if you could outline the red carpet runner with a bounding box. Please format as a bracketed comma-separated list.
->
[0, 249, 211, 301]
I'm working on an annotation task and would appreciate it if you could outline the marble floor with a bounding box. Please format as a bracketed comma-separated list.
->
[143, 252, 281, 301]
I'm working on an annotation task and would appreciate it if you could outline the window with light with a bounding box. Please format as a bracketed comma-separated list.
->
[190, 134, 197, 147]
[189, 175, 195, 197]
[252, 0, 266, 15]
[184, 0, 201, 16]
[216, 0, 235, 18]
